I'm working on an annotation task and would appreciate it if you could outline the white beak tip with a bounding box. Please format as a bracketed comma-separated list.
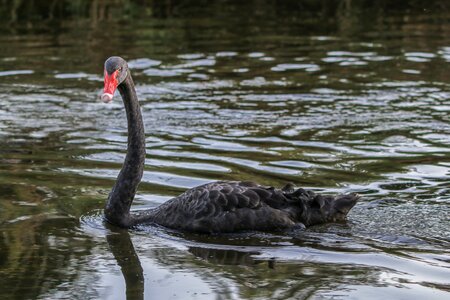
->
[101, 93, 113, 103]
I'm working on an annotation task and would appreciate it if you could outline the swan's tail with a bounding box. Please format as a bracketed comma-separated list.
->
[281, 183, 360, 225]
[333, 193, 360, 215]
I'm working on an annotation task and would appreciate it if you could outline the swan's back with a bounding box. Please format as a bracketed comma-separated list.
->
[137, 181, 358, 233]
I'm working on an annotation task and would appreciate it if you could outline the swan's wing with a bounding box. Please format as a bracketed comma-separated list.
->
[152, 181, 297, 232]
[139, 180, 359, 232]
[180, 181, 291, 213]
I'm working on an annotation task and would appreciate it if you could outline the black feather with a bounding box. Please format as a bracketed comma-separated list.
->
[138, 181, 359, 233]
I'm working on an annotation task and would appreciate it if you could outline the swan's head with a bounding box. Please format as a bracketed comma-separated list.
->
[101, 56, 129, 103]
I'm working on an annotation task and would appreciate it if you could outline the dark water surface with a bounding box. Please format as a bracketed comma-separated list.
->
[0, 1, 449, 299]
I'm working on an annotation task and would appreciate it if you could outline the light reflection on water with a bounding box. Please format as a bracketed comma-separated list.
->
[0, 1, 449, 299]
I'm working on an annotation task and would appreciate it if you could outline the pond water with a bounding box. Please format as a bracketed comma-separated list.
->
[0, 1, 449, 299]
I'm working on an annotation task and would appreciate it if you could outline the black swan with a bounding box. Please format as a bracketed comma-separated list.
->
[101, 56, 359, 233]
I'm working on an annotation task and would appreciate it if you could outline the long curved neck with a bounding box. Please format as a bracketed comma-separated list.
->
[105, 73, 146, 227]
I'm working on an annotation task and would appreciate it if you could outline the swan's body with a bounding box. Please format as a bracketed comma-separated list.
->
[101, 56, 359, 233]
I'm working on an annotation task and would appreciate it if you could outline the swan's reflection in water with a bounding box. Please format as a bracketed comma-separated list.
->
[189, 247, 275, 269]
[106, 227, 144, 300]
[103, 222, 450, 300]
[105, 226, 284, 300]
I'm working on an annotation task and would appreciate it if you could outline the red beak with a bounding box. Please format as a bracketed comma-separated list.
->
[101, 69, 119, 103]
